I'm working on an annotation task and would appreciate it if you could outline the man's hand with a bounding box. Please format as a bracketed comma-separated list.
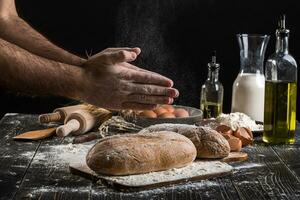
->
[79, 47, 179, 110]
[0, 1, 177, 110]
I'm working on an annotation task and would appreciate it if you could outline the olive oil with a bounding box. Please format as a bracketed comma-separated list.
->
[201, 102, 222, 118]
[263, 81, 297, 144]
[263, 15, 298, 144]
[200, 51, 224, 119]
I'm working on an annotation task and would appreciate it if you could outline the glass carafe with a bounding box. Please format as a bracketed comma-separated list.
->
[231, 34, 270, 122]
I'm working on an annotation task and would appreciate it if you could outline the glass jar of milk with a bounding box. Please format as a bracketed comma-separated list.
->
[231, 34, 270, 122]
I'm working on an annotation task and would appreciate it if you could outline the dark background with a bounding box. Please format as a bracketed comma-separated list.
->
[1, 0, 299, 119]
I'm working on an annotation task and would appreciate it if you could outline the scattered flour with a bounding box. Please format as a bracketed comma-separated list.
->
[19, 143, 94, 167]
[16, 142, 234, 196]
[100, 161, 232, 187]
[6, 120, 21, 125]
[92, 180, 220, 196]
[235, 180, 259, 185]
[234, 163, 264, 170]
[27, 180, 219, 198]
[30, 186, 90, 194]
[4, 113, 18, 116]
[9, 171, 17, 176]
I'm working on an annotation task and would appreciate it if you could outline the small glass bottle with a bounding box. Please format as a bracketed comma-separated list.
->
[263, 15, 298, 144]
[200, 51, 224, 118]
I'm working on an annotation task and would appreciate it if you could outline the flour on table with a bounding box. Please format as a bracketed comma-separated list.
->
[91, 180, 220, 197]
[19, 143, 94, 167]
[26, 180, 220, 199]
[4, 113, 18, 116]
[233, 163, 264, 170]
[99, 161, 232, 187]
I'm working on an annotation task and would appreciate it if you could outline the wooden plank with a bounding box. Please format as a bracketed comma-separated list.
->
[70, 160, 232, 191]
[229, 144, 300, 200]
[272, 146, 300, 178]
[91, 179, 234, 200]
[270, 123, 300, 177]
[16, 189, 90, 200]
[216, 177, 242, 200]
[226, 123, 300, 200]
[0, 114, 44, 200]
[0, 113, 91, 200]
[38, 123, 300, 200]
[4, 114, 299, 200]
[90, 175, 240, 200]
[13, 125, 92, 199]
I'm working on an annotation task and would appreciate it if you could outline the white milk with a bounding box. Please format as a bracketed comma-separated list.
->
[231, 73, 265, 122]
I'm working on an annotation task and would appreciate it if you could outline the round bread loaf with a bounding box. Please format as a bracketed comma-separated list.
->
[139, 124, 230, 158]
[86, 131, 197, 175]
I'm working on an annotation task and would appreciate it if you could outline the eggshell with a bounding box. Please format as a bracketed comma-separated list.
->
[245, 127, 253, 139]
[158, 112, 176, 118]
[227, 135, 242, 152]
[173, 108, 189, 118]
[160, 105, 175, 113]
[153, 107, 168, 116]
[216, 125, 233, 135]
[139, 110, 157, 118]
[233, 127, 253, 146]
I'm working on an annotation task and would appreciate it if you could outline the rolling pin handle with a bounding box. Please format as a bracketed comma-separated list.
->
[39, 112, 62, 123]
[56, 119, 80, 137]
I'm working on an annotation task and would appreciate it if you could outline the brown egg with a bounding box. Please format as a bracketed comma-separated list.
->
[173, 108, 189, 118]
[139, 110, 157, 118]
[158, 112, 176, 118]
[233, 127, 253, 146]
[244, 127, 253, 138]
[160, 105, 175, 113]
[227, 135, 242, 152]
[216, 125, 233, 135]
[153, 107, 168, 116]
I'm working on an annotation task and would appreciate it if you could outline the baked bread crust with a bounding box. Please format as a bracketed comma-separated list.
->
[86, 131, 197, 175]
[139, 124, 230, 158]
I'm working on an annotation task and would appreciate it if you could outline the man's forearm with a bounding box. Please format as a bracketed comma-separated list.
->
[0, 15, 86, 66]
[0, 37, 85, 99]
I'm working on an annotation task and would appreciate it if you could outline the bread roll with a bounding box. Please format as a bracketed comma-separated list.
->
[139, 124, 230, 158]
[86, 131, 197, 175]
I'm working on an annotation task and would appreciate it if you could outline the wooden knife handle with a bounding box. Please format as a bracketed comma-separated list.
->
[39, 112, 62, 123]
[56, 119, 80, 137]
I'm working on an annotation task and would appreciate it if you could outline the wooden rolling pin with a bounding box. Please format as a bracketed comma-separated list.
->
[39, 104, 86, 123]
[56, 109, 112, 137]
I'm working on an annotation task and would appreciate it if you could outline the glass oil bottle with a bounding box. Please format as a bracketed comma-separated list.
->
[263, 15, 298, 144]
[200, 51, 224, 118]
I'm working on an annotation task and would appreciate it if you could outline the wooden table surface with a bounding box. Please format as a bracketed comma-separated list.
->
[1, 113, 300, 200]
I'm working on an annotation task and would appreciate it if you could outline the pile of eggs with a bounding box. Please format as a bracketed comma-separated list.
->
[138, 105, 190, 118]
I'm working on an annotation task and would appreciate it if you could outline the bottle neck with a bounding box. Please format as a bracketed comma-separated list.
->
[207, 68, 219, 82]
[239, 53, 264, 74]
[276, 35, 289, 54]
